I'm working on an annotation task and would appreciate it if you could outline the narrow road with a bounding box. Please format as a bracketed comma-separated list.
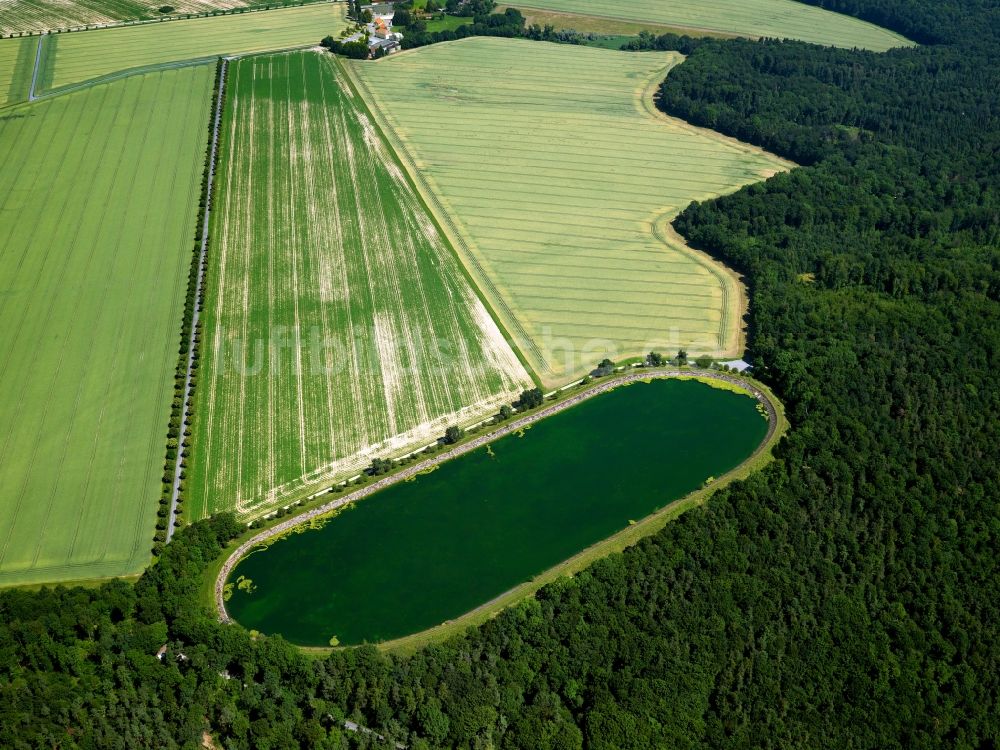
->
[168, 59, 227, 542]
[27, 36, 43, 101]
[214, 368, 780, 621]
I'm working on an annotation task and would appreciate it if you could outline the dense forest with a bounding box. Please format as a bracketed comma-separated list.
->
[3, 0, 999, 747]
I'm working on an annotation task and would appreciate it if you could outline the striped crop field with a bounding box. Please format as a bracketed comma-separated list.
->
[513, 0, 912, 50]
[0, 0, 293, 36]
[1, 0, 156, 35]
[349, 39, 793, 385]
[189, 51, 530, 519]
[0, 36, 35, 105]
[0, 66, 214, 586]
[35, 3, 347, 93]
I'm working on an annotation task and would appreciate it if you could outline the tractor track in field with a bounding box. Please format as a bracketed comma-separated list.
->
[168, 57, 228, 541]
[214, 367, 780, 624]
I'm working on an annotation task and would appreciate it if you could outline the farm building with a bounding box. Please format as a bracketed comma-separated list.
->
[361, 2, 396, 17]
[369, 36, 401, 55]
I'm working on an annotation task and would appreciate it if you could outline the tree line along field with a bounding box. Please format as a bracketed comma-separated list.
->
[0, 0, 304, 36]
[0, 35, 34, 105]
[350, 39, 791, 385]
[0, 65, 214, 586]
[512, 0, 913, 50]
[188, 51, 530, 520]
[28, 2, 346, 93]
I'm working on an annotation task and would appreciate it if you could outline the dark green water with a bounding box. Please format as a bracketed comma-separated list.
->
[227, 379, 768, 646]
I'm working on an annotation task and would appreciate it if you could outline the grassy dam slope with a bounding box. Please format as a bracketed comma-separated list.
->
[0, 66, 214, 586]
[513, 0, 912, 50]
[350, 39, 791, 385]
[189, 51, 530, 520]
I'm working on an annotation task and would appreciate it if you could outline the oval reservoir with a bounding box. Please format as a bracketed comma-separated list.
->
[226, 378, 769, 646]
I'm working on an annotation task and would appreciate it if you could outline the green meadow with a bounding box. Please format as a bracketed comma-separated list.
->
[0, 36, 36, 106]
[0, 66, 213, 586]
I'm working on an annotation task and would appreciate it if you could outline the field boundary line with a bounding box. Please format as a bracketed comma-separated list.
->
[20, 41, 324, 105]
[336, 54, 546, 386]
[651, 215, 747, 359]
[168, 58, 228, 541]
[213, 367, 785, 639]
[638, 61, 797, 166]
[635, 60, 791, 361]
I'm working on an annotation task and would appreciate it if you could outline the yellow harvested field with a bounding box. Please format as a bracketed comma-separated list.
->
[503, 6, 740, 38]
[515, 0, 913, 50]
[350, 39, 792, 385]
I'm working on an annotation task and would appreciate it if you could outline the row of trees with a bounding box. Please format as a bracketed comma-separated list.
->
[394, 7, 526, 50]
[153, 60, 227, 554]
[589, 350, 714, 375]
[320, 34, 371, 59]
[359, 385, 543, 478]
[364, 387, 543, 474]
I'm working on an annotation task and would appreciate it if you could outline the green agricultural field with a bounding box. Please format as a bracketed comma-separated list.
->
[0, 66, 214, 587]
[35, 3, 347, 93]
[512, 0, 912, 50]
[189, 51, 530, 520]
[0, 36, 36, 105]
[350, 39, 792, 385]
[0, 0, 316, 35]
